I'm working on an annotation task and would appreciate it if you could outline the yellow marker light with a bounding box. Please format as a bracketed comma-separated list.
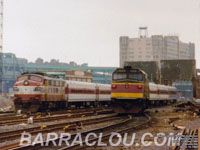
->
[40, 125, 47, 130]
[36, 115, 41, 119]
[67, 114, 71, 117]
[81, 115, 85, 118]
[22, 115, 27, 118]
[63, 125, 70, 131]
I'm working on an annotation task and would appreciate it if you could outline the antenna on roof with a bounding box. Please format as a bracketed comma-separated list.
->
[139, 26, 148, 38]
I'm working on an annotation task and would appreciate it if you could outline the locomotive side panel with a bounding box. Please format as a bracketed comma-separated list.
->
[45, 78, 65, 102]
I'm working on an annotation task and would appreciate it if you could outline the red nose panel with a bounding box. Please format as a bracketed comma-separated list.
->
[111, 84, 143, 93]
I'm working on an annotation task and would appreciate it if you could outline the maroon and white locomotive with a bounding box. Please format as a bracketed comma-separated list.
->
[13, 72, 111, 112]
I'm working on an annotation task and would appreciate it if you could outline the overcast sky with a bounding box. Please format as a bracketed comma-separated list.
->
[3, 0, 200, 67]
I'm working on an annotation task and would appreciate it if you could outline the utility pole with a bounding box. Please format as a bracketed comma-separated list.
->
[0, 0, 2, 52]
[0, 0, 3, 93]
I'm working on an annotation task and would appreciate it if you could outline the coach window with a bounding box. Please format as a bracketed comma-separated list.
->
[48, 80, 52, 86]
[58, 81, 60, 86]
[53, 80, 56, 86]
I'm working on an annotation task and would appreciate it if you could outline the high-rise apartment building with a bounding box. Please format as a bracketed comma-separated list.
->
[120, 35, 195, 67]
[120, 36, 153, 67]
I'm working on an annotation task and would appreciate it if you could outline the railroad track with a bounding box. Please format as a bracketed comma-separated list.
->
[0, 108, 113, 126]
[0, 113, 118, 143]
[0, 107, 107, 122]
[0, 113, 124, 150]
[172, 128, 200, 150]
[61, 113, 151, 150]
[0, 111, 14, 114]
[5, 113, 151, 150]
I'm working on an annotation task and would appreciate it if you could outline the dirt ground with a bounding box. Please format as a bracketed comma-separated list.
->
[0, 94, 14, 111]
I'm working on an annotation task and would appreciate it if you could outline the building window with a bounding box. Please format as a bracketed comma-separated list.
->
[146, 55, 151, 58]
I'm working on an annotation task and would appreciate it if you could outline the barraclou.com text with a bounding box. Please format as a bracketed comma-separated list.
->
[20, 132, 182, 147]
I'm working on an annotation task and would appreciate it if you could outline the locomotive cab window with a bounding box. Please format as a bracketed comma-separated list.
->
[128, 74, 143, 81]
[30, 76, 42, 82]
[48, 80, 52, 86]
[17, 75, 28, 81]
[113, 73, 127, 80]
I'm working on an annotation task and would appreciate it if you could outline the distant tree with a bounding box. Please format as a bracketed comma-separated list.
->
[50, 59, 59, 64]
[35, 58, 44, 64]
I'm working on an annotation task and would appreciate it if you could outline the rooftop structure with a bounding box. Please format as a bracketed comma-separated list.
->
[39, 70, 93, 82]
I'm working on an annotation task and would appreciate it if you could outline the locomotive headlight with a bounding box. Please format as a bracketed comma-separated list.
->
[13, 87, 19, 92]
[111, 84, 117, 89]
[137, 85, 143, 89]
[24, 80, 29, 86]
[34, 87, 43, 92]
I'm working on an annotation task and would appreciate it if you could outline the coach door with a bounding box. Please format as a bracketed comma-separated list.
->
[96, 85, 99, 106]
[60, 81, 65, 101]
[44, 79, 48, 101]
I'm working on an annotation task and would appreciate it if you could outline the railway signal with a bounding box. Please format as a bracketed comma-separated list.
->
[76, 121, 82, 130]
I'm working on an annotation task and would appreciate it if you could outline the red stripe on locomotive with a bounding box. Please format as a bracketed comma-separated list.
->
[14, 94, 44, 102]
[111, 84, 143, 93]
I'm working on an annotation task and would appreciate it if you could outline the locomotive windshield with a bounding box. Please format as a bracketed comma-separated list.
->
[128, 73, 143, 81]
[17, 75, 28, 81]
[113, 73, 127, 80]
[17, 75, 43, 82]
[113, 72, 143, 82]
[30, 76, 42, 82]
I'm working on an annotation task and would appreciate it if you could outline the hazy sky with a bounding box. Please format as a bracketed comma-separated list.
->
[3, 0, 200, 67]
